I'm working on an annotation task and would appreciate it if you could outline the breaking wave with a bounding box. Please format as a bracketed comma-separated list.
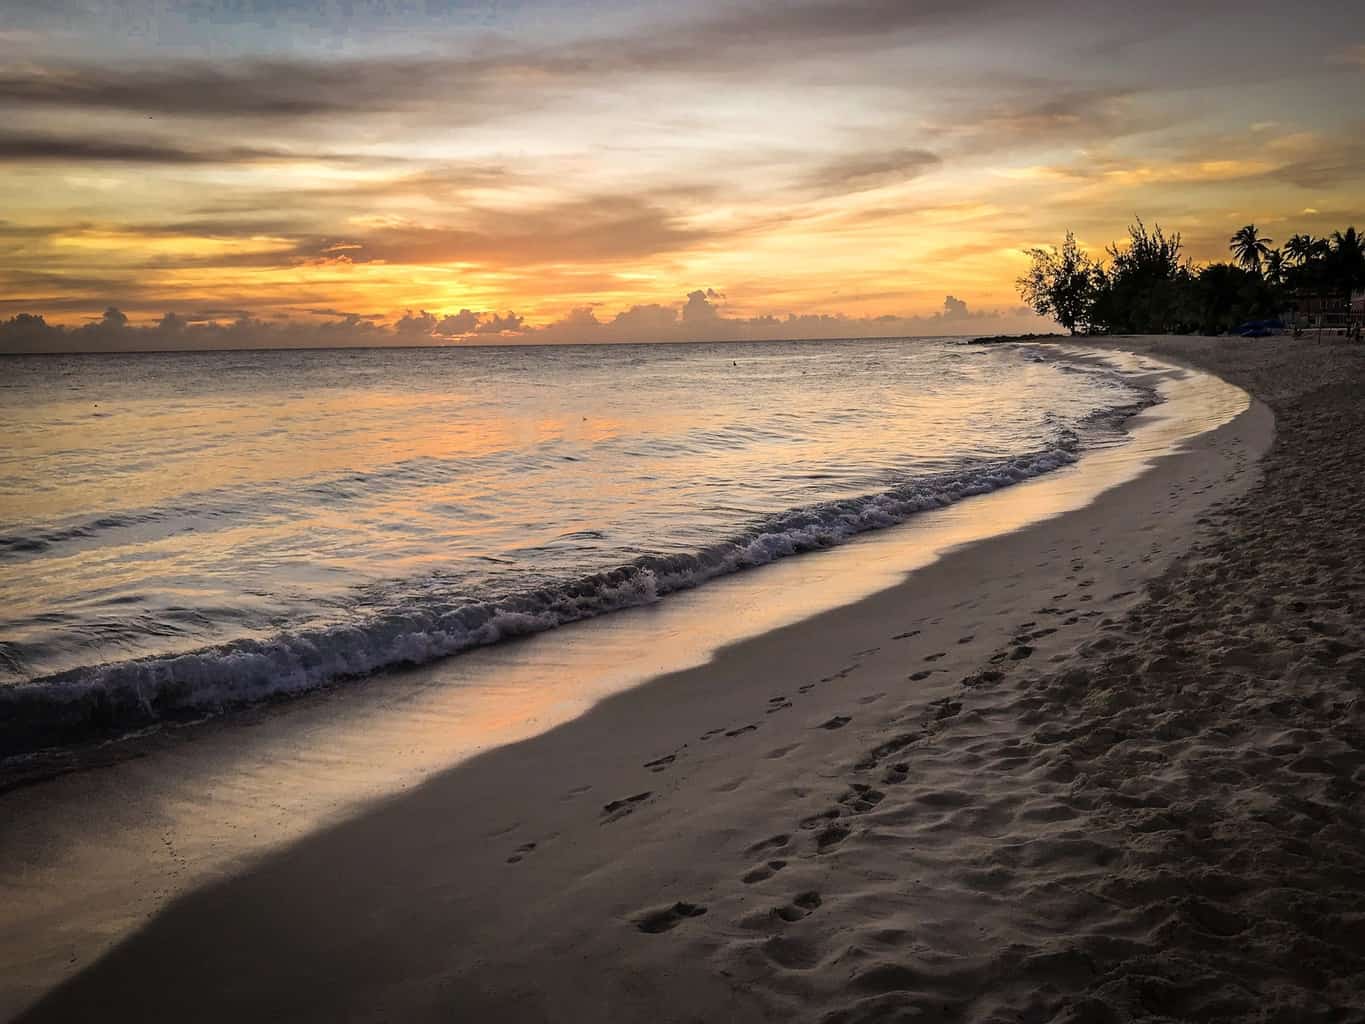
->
[1, 435, 1121, 756]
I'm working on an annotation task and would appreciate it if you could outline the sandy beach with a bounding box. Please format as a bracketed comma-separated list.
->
[6, 335, 1365, 1022]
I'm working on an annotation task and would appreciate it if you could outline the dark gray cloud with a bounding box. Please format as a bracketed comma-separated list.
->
[802, 148, 942, 195]
[0, 0, 1356, 132]
[1270, 138, 1365, 189]
[651, 0, 1010, 59]
[0, 60, 433, 118]
[287, 194, 715, 267]
[0, 129, 372, 165]
[940, 85, 1147, 154]
[0, 1, 1012, 123]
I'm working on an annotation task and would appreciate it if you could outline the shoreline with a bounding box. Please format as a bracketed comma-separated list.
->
[0, 344, 1192, 773]
[0, 339, 1293, 1022]
[0, 340, 1150, 763]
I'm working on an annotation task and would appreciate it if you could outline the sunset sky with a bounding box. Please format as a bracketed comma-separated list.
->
[2, 0, 1362, 348]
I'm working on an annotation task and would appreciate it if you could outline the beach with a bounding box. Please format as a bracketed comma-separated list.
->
[5, 335, 1365, 1022]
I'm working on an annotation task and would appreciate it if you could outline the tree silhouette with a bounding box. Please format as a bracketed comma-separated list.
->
[1328, 228, 1365, 305]
[1018, 218, 1357, 336]
[1230, 224, 1273, 275]
[1263, 248, 1285, 287]
[1090, 219, 1192, 334]
[1285, 234, 1313, 265]
[1016, 231, 1101, 335]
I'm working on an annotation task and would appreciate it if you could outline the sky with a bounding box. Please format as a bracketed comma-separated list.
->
[1, 0, 1362, 350]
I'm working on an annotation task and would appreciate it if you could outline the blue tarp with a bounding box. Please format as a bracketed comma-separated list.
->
[1236, 318, 1284, 337]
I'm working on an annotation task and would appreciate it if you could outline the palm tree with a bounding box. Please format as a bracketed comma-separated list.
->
[1263, 248, 1286, 287]
[1331, 227, 1363, 268]
[1284, 233, 1316, 266]
[1230, 224, 1273, 275]
[1330, 227, 1365, 296]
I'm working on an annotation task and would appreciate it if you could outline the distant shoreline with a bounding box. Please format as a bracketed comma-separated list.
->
[969, 331, 1068, 344]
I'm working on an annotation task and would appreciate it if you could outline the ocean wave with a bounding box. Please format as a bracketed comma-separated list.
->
[1, 345, 1163, 758]
[0, 434, 1117, 757]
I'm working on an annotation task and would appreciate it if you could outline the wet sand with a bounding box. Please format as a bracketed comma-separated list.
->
[8, 336, 1363, 1022]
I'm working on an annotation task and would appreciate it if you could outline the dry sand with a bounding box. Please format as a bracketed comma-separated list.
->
[9, 336, 1365, 1023]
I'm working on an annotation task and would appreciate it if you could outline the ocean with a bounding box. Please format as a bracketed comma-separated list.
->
[0, 337, 1155, 753]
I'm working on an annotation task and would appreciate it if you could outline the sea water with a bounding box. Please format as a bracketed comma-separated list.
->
[0, 337, 1154, 751]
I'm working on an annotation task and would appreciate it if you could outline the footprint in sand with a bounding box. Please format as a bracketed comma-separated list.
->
[635, 901, 707, 934]
[962, 669, 1003, 688]
[775, 892, 823, 922]
[725, 724, 759, 737]
[742, 859, 788, 884]
[747, 833, 791, 854]
[601, 791, 652, 822]
[761, 935, 823, 969]
[766, 701, 793, 714]
[891, 630, 921, 640]
[957, 635, 975, 644]
[908, 669, 933, 681]
[858, 693, 885, 705]
[765, 743, 802, 759]
[839, 784, 884, 812]
[643, 754, 677, 771]
[799, 808, 840, 829]
[927, 697, 963, 721]
[924, 652, 946, 662]
[818, 715, 852, 730]
[815, 823, 851, 851]
[991, 645, 1033, 664]
[506, 841, 538, 864]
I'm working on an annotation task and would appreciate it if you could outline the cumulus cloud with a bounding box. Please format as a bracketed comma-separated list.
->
[0, 307, 391, 353]
[0, 293, 1047, 353]
[476, 311, 524, 333]
[942, 295, 970, 319]
[393, 310, 439, 335]
[499, 290, 1029, 344]
[435, 309, 480, 335]
[681, 288, 724, 322]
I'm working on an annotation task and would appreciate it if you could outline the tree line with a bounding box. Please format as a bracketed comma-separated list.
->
[1017, 220, 1365, 335]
